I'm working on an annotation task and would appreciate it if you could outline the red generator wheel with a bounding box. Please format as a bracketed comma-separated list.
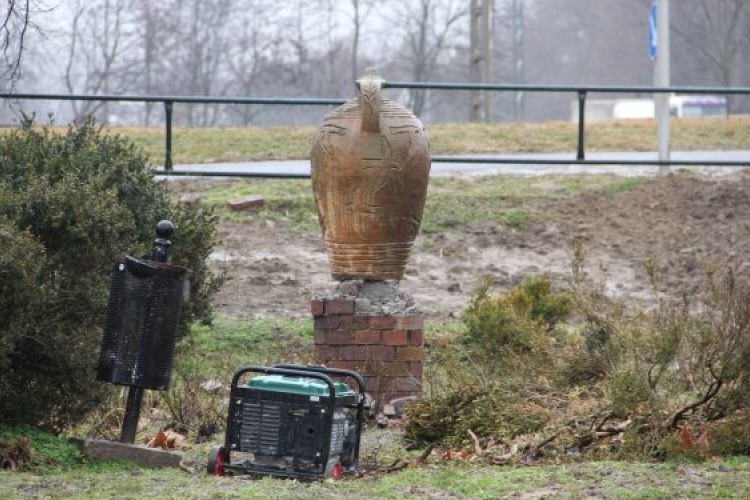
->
[207, 446, 226, 476]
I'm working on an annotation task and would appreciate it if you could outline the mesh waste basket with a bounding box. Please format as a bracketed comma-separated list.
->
[96, 254, 188, 391]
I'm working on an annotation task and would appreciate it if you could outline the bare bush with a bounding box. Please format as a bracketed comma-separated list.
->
[404, 249, 750, 462]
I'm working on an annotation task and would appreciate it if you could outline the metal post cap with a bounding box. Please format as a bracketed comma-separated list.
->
[155, 220, 175, 240]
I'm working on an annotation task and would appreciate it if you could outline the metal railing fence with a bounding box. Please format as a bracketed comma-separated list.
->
[2, 81, 749, 177]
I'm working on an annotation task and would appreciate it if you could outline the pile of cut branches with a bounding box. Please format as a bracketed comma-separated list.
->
[405, 263, 750, 462]
[0, 437, 32, 472]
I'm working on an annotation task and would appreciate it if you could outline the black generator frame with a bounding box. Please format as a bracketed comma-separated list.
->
[208, 364, 366, 480]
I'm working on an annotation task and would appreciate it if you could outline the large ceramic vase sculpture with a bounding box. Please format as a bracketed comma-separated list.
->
[311, 68, 431, 280]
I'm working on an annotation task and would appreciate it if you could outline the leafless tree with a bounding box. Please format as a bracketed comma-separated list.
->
[522, 0, 653, 120]
[672, 0, 750, 114]
[223, 0, 282, 124]
[63, 0, 139, 122]
[1, 0, 45, 89]
[16, 0, 750, 125]
[493, 0, 526, 120]
[385, 0, 467, 116]
[348, 0, 379, 84]
[127, 0, 233, 126]
[133, 0, 164, 125]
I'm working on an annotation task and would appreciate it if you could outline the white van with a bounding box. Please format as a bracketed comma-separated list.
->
[669, 95, 727, 118]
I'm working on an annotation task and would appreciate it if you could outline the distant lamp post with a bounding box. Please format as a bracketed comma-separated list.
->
[651, 0, 671, 172]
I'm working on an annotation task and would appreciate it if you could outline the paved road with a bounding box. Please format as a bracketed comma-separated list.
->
[167, 150, 749, 178]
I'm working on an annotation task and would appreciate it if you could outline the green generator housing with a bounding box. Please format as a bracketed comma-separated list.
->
[208, 364, 365, 480]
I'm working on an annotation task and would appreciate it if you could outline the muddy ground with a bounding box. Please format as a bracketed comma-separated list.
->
[195, 169, 750, 321]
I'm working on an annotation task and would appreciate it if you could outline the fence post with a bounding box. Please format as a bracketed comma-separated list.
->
[164, 101, 174, 171]
[577, 90, 587, 161]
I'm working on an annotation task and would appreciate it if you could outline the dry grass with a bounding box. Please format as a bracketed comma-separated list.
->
[85, 117, 750, 164]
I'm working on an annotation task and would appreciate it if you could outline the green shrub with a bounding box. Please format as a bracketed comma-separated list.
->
[518, 276, 573, 331]
[0, 120, 220, 430]
[403, 279, 570, 447]
[460, 277, 571, 371]
[403, 382, 550, 448]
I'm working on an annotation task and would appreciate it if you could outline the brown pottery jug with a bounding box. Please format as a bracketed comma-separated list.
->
[311, 68, 431, 281]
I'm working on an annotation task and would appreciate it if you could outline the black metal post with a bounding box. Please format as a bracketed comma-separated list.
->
[164, 101, 174, 171]
[577, 90, 587, 161]
[119, 388, 144, 443]
[119, 220, 175, 444]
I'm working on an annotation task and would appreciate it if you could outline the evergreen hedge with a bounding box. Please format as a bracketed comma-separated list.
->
[0, 120, 220, 430]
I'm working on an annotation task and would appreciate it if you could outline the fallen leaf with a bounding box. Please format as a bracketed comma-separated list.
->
[442, 451, 467, 460]
[678, 424, 694, 453]
[147, 429, 168, 449]
[164, 430, 185, 450]
[0, 437, 33, 472]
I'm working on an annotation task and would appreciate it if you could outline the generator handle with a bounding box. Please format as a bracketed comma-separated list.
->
[272, 363, 366, 401]
[231, 365, 338, 403]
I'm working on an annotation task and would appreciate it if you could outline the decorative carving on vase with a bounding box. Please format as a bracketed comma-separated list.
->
[311, 68, 431, 281]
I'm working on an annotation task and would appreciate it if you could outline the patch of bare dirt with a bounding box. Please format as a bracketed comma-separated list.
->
[204, 170, 750, 320]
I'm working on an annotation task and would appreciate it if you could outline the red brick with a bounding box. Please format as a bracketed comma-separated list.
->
[367, 345, 395, 362]
[354, 330, 381, 344]
[326, 299, 355, 316]
[351, 360, 377, 376]
[383, 362, 411, 376]
[228, 195, 264, 211]
[314, 316, 341, 330]
[325, 330, 354, 345]
[395, 346, 423, 362]
[363, 376, 383, 394]
[393, 316, 423, 330]
[313, 329, 326, 344]
[325, 360, 355, 371]
[310, 299, 325, 317]
[408, 329, 423, 346]
[342, 345, 368, 361]
[409, 362, 424, 378]
[339, 316, 370, 330]
[382, 330, 408, 346]
[369, 316, 396, 330]
[179, 193, 202, 208]
[315, 345, 340, 360]
[410, 316, 424, 329]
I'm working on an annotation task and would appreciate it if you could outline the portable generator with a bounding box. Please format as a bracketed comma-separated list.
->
[207, 364, 366, 480]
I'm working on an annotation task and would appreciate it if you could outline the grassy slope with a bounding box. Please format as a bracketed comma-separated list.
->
[107, 117, 750, 164]
[3, 440, 750, 499]
[5, 313, 750, 498]
[4, 119, 750, 498]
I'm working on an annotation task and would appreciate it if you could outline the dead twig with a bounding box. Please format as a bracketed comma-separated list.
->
[596, 419, 631, 438]
[467, 429, 484, 456]
[531, 433, 558, 456]
[416, 442, 435, 463]
[593, 411, 615, 432]
[490, 443, 519, 465]
[668, 379, 723, 429]
[381, 458, 408, 473]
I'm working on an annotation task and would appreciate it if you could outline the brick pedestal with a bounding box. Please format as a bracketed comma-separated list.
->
[311, 296, 423, 407]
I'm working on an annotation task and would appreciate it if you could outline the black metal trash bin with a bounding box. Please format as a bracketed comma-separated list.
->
[96, 254, 188, 391]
